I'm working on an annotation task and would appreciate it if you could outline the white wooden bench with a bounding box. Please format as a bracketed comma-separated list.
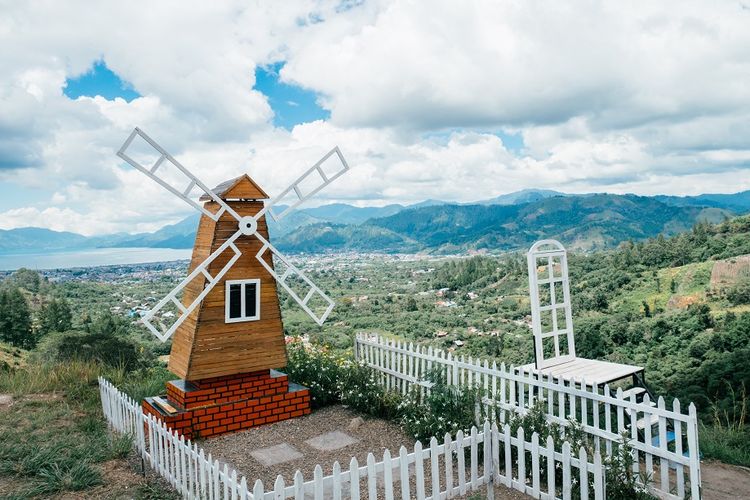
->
[518, 240, 644, 387]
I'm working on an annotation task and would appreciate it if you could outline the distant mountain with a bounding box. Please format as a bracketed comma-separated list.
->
[0, 227, 89, 253]
[0, 189, 745, 255]
[104, 215, 200, 249]
[274, 194, 733, 253]
[655, 190, 750, 212]
[407, 199, 449, 209]
[476, 188, 565, 206]
[300, 203, 405, 225]
[272, 223, 420, 253]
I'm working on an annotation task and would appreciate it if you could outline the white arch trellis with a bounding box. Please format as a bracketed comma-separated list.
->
[527, 239, 576, 369]
[521, 240, 644, 385]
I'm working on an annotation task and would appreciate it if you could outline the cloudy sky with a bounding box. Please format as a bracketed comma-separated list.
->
[1, 1, 749, 236]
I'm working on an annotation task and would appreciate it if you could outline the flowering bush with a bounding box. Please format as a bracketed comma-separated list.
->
[285, 340, 341, 408]
[338, 361, 401, 420]
[398, 368, 484, 443]
[285, 339, 400, 417]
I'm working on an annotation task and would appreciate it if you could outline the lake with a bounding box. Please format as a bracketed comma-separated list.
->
[0, 247, 192, 271]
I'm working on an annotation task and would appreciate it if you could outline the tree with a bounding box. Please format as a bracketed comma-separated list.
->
[727, 277, 750, 306]
[405, 297, 418, 312]
[39, 297, 73, 334]
[10, 268, 41, 293]
[0, 287, 34, 348]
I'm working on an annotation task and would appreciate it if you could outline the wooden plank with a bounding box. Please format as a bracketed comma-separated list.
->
[152, 396, 178, 415]
[519, 358, 643, 385]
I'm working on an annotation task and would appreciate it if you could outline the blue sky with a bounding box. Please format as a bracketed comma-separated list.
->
[254, 62, 329, 129]
[64, 60, 329, 130]
[0, 61, 331, 212]
[64, 61, 140, 102]
[1, 2, 748, 235]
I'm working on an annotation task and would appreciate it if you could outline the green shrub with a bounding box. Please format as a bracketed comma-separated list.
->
[338, 361, 400, 420]
[398, 369, 482, 442]
[603, 435, 655, 500]
[34, 330, 149, 371]
[701, 382, 750, 466]
[700, 424, 750, 466]
[507, 401, 655, 500]
[285, 340, 344, 407]
[727, 277, 750, 305]
[286, 339, 402, 417]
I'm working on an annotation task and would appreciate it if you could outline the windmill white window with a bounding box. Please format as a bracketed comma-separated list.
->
[225, 279, 261, 323]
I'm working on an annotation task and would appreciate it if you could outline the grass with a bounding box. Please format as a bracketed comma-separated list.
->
[612, 261, 715, 314]
[0, 341, 26, 371]
[132, 482, 181, 499]
[699, 382, 750, 467]
[0, 360, 174, 497]
[700, 425, 750, 467]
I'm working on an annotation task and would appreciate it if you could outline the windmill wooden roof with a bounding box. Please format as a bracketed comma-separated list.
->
[199, 174, 269, 201]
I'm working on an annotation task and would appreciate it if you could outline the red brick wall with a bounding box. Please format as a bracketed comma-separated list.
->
[142, 369, 310, 440]
[167, 370, 289, 409]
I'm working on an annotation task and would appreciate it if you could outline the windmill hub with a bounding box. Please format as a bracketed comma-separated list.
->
[238, 216, 258, 235]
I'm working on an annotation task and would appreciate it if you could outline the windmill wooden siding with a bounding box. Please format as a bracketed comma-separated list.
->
[170, 192, 286, 381]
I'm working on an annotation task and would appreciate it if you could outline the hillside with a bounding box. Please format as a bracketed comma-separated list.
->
[0, 189, 746, 255]
[656, 191, 750, 212]
[276, 194, 732, 253]
[0, 227, 89, 253]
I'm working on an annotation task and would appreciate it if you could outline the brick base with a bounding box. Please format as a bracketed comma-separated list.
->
[142, 369, 310, 439]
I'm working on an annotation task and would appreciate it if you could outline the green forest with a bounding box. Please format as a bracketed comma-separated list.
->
[1, 215, 750, 495]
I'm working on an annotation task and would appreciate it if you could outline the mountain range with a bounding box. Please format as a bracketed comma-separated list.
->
[1, 189, 748, 255]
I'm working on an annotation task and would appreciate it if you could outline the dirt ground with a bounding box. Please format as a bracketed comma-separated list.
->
[701, 461, 750, 500]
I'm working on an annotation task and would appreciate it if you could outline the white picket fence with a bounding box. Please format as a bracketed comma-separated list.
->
[100, 377, 608, 499]
[354, 333, 702, 500]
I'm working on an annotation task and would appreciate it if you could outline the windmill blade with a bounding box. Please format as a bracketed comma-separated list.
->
[264, 146, 349, 221]
[142, 230, 243, 341]
[117, 127, 242, 223]
[253, 232, 335, 326]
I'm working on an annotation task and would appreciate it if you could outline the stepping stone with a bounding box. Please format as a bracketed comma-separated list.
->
[0, 394, 12, 408]
[304, 431, 359, 451]
[250, 443, 303, 467]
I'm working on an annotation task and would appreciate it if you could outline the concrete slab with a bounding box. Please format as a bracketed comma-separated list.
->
[250, 443, 303, 467]
[304, 431, 359, 452]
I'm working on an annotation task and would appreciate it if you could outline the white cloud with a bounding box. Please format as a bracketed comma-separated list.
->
[0, 0, 749, 235]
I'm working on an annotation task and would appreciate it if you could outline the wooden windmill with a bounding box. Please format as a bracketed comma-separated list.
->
[116, 128, 349, 438]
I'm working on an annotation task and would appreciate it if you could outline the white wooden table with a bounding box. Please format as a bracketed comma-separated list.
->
[519, 357, 644, 386]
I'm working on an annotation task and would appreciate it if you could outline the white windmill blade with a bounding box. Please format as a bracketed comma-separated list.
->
[253, 232, 335, 326]
[142, 230, 243, 341]
[263, 146, 349, 222]
[117, 127, 243, 223]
